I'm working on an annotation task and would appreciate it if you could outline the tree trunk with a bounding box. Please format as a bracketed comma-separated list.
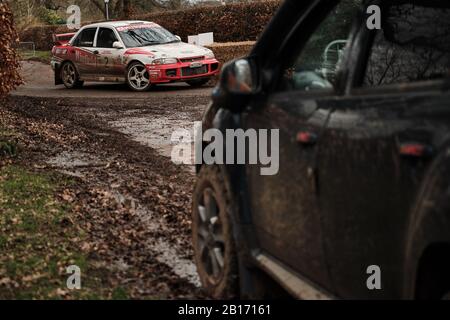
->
[113, 0, 122, 18]
[123, 0, 131, 19]
[91, 0, 106, 18]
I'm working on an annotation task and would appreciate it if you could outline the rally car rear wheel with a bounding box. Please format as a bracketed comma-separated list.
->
[61, 62, 83, 89]
[127, 62, 151, 92]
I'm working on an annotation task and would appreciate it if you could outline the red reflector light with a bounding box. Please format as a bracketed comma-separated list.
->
[296, 131, 318, 144]
[399, 143, 432, 157]
[297, 132, 311, 143]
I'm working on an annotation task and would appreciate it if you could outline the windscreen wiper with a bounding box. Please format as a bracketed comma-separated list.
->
[138, 41, 161, 47]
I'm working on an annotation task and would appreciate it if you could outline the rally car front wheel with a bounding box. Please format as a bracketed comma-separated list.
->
[127, 62, 152, 92]
[61, 62, 84, 89]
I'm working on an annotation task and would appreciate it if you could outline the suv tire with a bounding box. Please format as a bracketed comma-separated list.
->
[192, 165, 239, 299]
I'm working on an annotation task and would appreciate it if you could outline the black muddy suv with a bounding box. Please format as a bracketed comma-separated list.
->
[192, 0, 450, 299]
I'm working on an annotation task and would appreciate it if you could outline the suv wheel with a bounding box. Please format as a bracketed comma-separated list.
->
[61, 62, 83, 89]
[127, 62, 151, 91]
[192, 165, 238, 299]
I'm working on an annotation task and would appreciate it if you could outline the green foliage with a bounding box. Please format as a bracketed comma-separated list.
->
[112, 287, 129, 300]
[0, 127, 18, 157]
[0, 141, 16, 157]
[40, 9, 65, 25]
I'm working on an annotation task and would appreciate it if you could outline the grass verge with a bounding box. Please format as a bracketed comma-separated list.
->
[0, 165, 126, 299]
[19, 50, 51, 64]
[0, 127, 17, 157]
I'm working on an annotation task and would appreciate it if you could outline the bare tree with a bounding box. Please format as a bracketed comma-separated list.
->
[89, 0, 172, 19]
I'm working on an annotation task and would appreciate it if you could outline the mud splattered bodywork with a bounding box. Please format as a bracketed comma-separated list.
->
[51, 21, 219, 86]
[197, 0, 450, 299]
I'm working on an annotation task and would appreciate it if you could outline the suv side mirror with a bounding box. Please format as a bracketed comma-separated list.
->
[213, 58, 256, 112]
[113, 41, 124, 49]
[221, 59, 255, 94]
[175, 35, 181, 41]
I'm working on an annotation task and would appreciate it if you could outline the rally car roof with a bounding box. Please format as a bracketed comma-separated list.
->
[82, 20, 154, 29]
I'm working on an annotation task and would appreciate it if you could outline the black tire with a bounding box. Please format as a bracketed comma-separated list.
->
[60, 62, 83, 89]
[126, 62, 151, 92]
[192, 165, 239, 299]
[404, 150, 450, 300]
[186, 78, 210, 88]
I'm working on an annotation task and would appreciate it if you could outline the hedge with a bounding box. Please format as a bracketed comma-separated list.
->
[204, 41, 256, 84]
[19, 1, 281, 51]
[206, 41, 256, 66]
[0, 1, 22, 97]
[134, 1, 281, 43]
[19, 25, 68, 52]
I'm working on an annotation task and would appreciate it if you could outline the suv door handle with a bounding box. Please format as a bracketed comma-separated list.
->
[296, 131, 318, 145]
[93, 50, 99, 55]
[398, 142, 433, 158]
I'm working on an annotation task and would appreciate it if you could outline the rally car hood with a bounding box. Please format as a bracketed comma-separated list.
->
[137, 41, 212, 59]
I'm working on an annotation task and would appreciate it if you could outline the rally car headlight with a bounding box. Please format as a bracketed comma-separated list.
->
[151, 58, 178, 65]
[204, 51, 215, 59]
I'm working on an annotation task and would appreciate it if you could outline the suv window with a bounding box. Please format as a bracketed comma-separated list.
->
[73, 28, 97, 47]
[363, 2, 450, 87]
[281, 0, 362, 92]
[96, 28, 118, 48]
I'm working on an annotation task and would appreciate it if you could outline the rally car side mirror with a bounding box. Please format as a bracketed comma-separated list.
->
[113, 41, 124, 49]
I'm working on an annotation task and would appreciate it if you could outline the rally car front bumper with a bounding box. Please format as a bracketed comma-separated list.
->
[145, 58, 220, 83]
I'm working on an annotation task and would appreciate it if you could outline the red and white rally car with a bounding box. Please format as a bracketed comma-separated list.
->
[51, 21, 220, 91]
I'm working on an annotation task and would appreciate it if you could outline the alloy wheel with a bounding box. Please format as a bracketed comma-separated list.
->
[196, 187, 226, 282]
[62, 63, 76, 87]
[128, 64, 150, 90]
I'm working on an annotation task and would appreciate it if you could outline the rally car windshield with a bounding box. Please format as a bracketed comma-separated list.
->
[118, 26, 180, 47]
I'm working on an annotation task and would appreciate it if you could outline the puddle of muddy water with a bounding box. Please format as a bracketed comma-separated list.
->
[45, 152, 201, 286]
[47, 151, 103, 167]
[152, 238, 200, 287]
[107, 112, 197, 166]
[46, 151, 111, 177]
[120, 192, 201, 287]
[47, 116, 203, 286]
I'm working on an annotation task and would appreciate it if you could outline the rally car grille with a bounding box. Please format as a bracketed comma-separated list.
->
[181, 65, 208, 77]
[180, 56, 204, 63]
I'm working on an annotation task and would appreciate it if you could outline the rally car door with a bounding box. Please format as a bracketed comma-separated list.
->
[71, 27, 98, 77]
[94, 27, 125, 80]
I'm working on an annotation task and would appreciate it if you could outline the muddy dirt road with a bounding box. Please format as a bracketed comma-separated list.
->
[3, 61, 214, 298]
